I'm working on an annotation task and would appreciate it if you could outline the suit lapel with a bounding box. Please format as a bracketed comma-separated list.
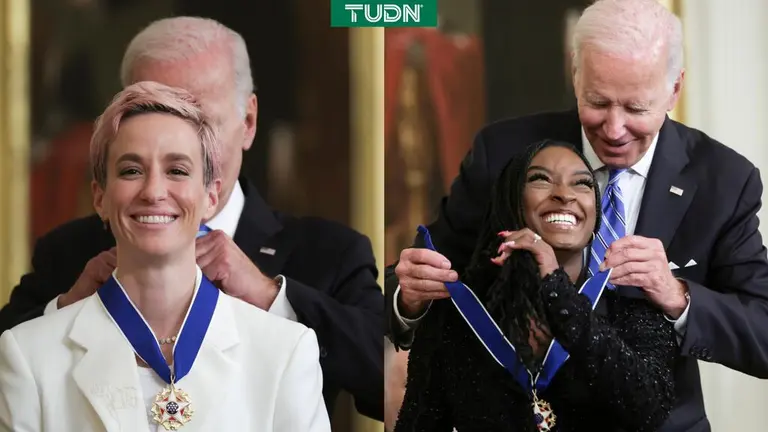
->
[635, 118, 697, 249]
[233, 179, 294, 277]
[172, 295, 240, 430]
[69, 297, 149, 432]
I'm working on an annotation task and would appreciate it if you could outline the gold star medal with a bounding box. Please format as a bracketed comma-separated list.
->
[151, 381, 193, 430]
[532, 390, 556, 431]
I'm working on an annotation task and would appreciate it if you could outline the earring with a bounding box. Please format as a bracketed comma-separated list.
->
[103, 219, 109, 231]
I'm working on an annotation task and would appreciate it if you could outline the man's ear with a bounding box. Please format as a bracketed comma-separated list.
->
[571, 56, 580, 91]
[667, 68, 685, 112]
[242, 94, 258, 151]
[204, 179, 222, 221]
[92, 180, 107, 221]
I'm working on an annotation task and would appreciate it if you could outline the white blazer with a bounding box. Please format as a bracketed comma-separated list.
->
[0, 283, 331, 431]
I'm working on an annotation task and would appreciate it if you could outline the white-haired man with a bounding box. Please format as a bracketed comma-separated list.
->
[0, 17, 384, 422]
[386, 0, 768, 430]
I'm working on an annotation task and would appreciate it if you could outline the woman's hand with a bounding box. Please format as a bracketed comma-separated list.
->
[491, 228, 559, 278]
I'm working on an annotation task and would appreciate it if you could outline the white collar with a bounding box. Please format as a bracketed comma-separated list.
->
[204, 180, 245, 237]
[580, 128, 658, 178]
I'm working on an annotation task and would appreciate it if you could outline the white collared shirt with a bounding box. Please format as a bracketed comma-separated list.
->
[45, 181, 297, 322]
[581, 128, 657, 237]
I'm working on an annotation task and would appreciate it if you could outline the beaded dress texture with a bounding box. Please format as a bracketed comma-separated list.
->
[394, 269, 677, 432]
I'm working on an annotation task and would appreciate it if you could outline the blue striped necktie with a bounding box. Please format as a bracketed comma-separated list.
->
[589, 169, 627, 284]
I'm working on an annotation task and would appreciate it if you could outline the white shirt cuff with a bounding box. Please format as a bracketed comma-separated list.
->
[268, 275, 298, 322]
[393, 285, 431, 331]
[44, 296, 60, 315]
[664, 297, 690, 345]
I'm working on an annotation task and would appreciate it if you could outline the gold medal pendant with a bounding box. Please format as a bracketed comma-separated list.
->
[151, 383, 193, 430]
[532, 391, 556, 431]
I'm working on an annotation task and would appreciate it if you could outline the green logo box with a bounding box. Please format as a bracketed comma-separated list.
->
[330, 0, 438, 27]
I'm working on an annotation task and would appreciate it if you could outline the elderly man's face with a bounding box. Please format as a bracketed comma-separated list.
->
[574, 47, 682, 168]
[129, 55, 257, 212]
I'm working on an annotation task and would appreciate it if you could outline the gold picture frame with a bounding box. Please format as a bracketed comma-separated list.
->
[0, 0, 30, 304]
[658, 0, 687, 123]
[349, 27, 385, 432]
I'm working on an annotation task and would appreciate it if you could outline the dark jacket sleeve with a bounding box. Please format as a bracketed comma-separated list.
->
[540, 269, 677, 432]
[386, 131, 493, 349]
[284, 233, 384, 421]
[680, 167, 768, 377]
[393, 302, 453, 432]
[0, 237, 57, 333]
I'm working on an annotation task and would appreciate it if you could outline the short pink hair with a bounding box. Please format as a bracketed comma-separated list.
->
[90, 81, 221, 188]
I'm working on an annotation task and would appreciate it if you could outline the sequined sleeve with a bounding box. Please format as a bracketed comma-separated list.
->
[539, 269, 677, 432]
[393, 301, 454, 432]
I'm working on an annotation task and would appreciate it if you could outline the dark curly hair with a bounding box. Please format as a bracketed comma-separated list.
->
[463, 139, 601, 371]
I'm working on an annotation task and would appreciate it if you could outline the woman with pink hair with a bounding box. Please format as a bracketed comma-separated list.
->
[0, 82, 330, 432]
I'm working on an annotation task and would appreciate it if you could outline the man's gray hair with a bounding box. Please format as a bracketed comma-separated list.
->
[120, 16, 254, 116]
[572, 0, 684, 90]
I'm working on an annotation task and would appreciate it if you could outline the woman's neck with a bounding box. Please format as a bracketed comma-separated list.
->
[555, 249, 584, 283]
[114, 248, 198, 342]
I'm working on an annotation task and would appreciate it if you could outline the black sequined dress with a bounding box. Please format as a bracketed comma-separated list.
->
[394, 269, 677, 432]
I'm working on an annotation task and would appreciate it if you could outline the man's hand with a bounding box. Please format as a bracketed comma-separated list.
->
[601, 235, 689, 318]
[196, 230, 279, 310]
[59, 247, 117, 309]
[394, 248, 457, 318]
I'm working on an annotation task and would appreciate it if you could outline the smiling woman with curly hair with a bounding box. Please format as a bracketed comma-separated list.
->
[394, 139, 677, 432]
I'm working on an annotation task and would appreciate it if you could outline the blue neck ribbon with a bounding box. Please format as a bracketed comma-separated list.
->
[97, 273, 219, 384]
[417, 225, 611, 394]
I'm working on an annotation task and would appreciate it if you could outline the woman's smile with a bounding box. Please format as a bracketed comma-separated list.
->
[133, 215, 177, 224]
[523, 146, 596, 251]
[540, 211, 581, 232]
[130, 212, 180, 227]
[93, 112, 219, 258]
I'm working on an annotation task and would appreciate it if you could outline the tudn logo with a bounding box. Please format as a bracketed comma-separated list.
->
[344, 4, 423, 24]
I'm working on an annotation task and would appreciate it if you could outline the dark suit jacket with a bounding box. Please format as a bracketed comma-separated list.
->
[0, 178, 384, 421]
[386, 110, 768, 431]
